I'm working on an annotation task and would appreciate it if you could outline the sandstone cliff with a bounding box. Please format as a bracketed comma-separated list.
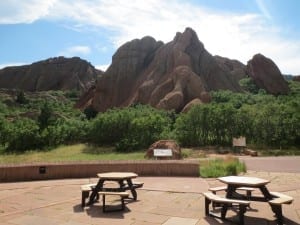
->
[246, 54, 290, 95]
[0, 57, 102, 93]
[91, 28, 243, 112]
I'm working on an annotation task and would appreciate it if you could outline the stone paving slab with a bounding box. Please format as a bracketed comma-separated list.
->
[0, 171, 299, 225]
[162, 217, 198, 225]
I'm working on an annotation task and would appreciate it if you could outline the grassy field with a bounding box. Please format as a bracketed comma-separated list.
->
[1, 143, 298, 165]
[0, 144, 145, 164]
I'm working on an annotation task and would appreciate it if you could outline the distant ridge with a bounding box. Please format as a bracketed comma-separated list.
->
[0, 56, 103, 93]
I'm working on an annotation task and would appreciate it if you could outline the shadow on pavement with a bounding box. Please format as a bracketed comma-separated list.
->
[204, 215, 300, 225]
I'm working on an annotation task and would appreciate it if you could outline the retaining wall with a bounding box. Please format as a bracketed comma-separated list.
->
[0, 160, 199, 182]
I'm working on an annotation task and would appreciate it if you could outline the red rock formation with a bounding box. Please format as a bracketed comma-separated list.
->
[91, 28, 242, 112]
[293, 76, 300, 82]
[246, 54, 290, 95]
[214, 55, 247, 81]
[0, 57, 101, 93]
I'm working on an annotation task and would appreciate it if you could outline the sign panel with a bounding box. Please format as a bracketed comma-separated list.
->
[233, 136, 246, 147]
[153, 149, 173, 157]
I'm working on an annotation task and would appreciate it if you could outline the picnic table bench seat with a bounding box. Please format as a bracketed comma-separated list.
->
[98, 191, 129, 212]
[203, 192, 250, 225]
[269, 192, 294, 205]
[209, 186, 255, 198]
[268, 192, 294, 225]
[81, 183, 98, 207]
[123, 180, 144, 189]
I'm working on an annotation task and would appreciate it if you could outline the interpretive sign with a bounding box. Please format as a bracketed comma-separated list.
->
[233, 136, 246, 147]
[153, 149, 173, 157]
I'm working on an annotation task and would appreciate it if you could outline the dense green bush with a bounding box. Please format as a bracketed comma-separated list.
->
[39, 118, 89, 148]
[116, 112, 171, 151]
[89, 105, 172, 151]
[5, 118, 40, 151]
[175, 104, 238, 146]
[175, 83, 300, 149]
[239, 77, 260, 94]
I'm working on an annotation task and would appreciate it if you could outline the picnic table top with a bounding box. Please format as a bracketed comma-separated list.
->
[97, 172, 138, 180]
[218, 176, 270, 187]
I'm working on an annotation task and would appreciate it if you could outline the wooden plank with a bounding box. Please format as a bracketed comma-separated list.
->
[81, 183, 96, 191]
[98, 191, 129, 197]
[209, 186, 255, 193]
[269, 192, 293, 205]
[203, 192, 250, 205]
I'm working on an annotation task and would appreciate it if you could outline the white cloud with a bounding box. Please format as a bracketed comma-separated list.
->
[59, 45, 91, 57]
[0, 0, 56, 24]
[0, 0, 299, 74]
[95, 64, 110, 72]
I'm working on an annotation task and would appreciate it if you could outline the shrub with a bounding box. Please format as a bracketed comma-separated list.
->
[89, 105, 172, 151]
[200, 157, 246, 178]
[38, 102, 54, 130]
[5, 118, 40, 152]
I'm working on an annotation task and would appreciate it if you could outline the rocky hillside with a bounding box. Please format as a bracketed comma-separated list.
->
[89, 28, 245, 113]
[0, 57, 102, 93]
[85, 27, 289, 113]
[0, 28, 291, 113]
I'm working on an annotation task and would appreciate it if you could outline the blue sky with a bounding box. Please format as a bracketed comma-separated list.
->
[0, 0, 299, 74]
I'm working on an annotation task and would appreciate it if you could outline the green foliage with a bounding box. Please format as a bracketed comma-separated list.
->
[89, 105, 172, 151]
[116, 112, 171, 151]
[15, 91, 29, 104]
[0, 116, 8, 146]
[39, 118, 89, 147]
[175, 103, 238, 146]
[175, 86, 300, 149]
[200, 157, 246, 178]
[239, 77, 260, 94]
[0, 81, 299, 153]
[5, 118, 40, 151]
[64, 89, 80, 99]
[83, 105, 98, 119]
[38, 102, 54, 130]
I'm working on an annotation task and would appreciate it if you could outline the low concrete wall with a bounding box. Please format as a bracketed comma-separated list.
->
[0, 160, 199, 182]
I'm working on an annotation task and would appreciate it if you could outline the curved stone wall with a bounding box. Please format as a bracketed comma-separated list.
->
[0, 160, 199, 182]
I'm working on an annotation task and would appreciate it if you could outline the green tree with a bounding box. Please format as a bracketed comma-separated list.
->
[15, 91, 28, 104]
[239, 77, 260, 94]
[38, 102, 54, 130]
[83, 105, 98, 120]
[5, 118, 40, 152]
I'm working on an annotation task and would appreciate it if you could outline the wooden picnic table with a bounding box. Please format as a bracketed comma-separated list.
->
[88, 172, 139, 205]
[217, 176, 293, 225]
[218, 176, 272, 201]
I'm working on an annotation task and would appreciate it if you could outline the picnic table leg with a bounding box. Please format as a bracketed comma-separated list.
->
[226, 185, 236, 198]
[270, 204, 283, 225]
[88, 180, 104, 205]
[126, 179, 137, 200]
[204, 197, 211, 216]
[220, 205, 228, 219]
[238, 205, 247, 225]
[81, 190, 90, 207]
[259, 186, 273, 200]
